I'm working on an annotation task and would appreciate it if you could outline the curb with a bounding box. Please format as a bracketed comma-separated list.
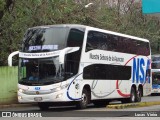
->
[0, 103, 37, 109]
[107, 101, 160, 109]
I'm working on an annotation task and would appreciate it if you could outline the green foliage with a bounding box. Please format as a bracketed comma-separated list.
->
[0, 0, 160, 66]
[94, 2, 160, 54]
[0, 0, 5, 11]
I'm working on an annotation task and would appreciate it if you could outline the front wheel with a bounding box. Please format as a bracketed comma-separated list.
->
[76, 89, 89, 109]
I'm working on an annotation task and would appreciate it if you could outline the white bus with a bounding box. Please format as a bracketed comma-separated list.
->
[151, 55, 160, 94]
[17, 24, 152, 110]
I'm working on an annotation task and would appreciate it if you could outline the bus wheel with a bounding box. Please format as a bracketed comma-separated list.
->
[76, 89, 89, 109]
[38, 102, 49, 111]
[130, 87, 136, 103]
[121, 87, 136, 103]
[136, 88, 142, 102]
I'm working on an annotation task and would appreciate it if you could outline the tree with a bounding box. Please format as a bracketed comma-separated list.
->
[0, 0, 78, 65]
[93, 0, 160, 54]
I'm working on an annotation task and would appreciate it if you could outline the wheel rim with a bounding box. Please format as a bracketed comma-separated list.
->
[131, 91, 135, 102]
[82, 93, 87, 105]
[137, 89, 141, 101]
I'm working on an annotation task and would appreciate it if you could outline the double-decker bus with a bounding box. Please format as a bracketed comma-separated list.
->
[151, 55, 160, 94]
[17, 24, 152, 110]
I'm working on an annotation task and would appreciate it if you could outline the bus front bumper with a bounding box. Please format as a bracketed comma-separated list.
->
[18, 91, 69, 103]
[152, 88, 160, 94]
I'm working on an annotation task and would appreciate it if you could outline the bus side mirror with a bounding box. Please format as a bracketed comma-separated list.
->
[59, 47, 80, 64]
[8, 51, 19, 66]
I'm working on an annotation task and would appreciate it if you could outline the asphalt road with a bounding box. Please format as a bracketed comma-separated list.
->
[142, 94, 160, 102]
[0, 95, 160, 118]
[1, 105, 160, 117]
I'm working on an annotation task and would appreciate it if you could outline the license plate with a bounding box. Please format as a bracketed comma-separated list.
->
[154, 90, 158, 93]
[34, 97, 42, 102]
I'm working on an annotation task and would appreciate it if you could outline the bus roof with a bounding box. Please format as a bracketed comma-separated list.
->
[30, 24, 149, 42]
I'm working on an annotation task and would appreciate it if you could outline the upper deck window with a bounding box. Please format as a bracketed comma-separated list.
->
[86, 31, 150, 56]
[67, 28, 84, 47]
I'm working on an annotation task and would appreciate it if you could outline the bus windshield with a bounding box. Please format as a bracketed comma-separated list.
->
[19, 57, 66, 85]
[22, 27, 69, 52]
[152, 62, 160, 69]
[152, 56, 160, 69]
[18, 26, 85, 86]
[152, 73, 160, 85]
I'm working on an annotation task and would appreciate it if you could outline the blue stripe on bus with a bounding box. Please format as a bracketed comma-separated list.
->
[66, 73, 83, 100]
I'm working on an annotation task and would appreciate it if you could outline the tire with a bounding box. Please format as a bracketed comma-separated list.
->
[135, 88, 142, 102]
[38, 102, 50, 111]
[129, 87, 136, 103]
[76, 89, 89, 109]
[122, 87, 136, 103]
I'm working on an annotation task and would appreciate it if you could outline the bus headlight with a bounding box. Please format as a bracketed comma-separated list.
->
[18, 96, 22, 100]
[18, 88, 25, 93]
[54, 87, 61, 92]
[56, 93, 63, 98]
[51, 84, 69, 92]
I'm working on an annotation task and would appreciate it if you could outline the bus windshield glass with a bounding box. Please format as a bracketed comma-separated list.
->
[22, 27, 69, 52]
[19, 57, 66, 85]
[19, 26, 85, 86]
[152, 73, 160, 85]
[152, 56, 160, 69]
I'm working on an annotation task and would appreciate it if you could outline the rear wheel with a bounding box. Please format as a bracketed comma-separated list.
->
[135, 88, 142, 102]
[76, 89, 89, 109]
[129, 87, 136, 103]
[122, 87, 136, 103]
